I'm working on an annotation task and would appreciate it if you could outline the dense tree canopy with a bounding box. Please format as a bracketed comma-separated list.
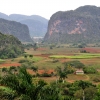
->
[0, 32, 24, 58]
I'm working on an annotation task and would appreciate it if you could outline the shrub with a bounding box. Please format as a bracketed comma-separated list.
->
[93, 76, 100, 82]
[64, 60, 84, 69]
[19, 59, 29, 63]
[29, 55, 33, 58]
[83, 67, 97, 74]
[52, 59, 59, 63]
[80, 50, 88, 53]
[24, 55, 28, 58]
[67, 69, 74, 74]
[41, 73, 52, 77]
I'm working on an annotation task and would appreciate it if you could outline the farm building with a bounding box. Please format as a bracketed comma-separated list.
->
[75, 70, 84, 74]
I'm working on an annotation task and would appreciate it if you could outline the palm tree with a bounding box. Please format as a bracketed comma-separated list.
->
[78, 80, 89, 100]
[40, 83, 61, 100]
[56, 66, 67, 83]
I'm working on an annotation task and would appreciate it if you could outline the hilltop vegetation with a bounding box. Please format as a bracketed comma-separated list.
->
[0, 32, 24, 58]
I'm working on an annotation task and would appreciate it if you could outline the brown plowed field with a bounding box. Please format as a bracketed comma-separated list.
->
[0, 63, 21, 68]
[27, 69, 54, 75]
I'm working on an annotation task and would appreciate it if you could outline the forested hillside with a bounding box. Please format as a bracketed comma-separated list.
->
[0, 32, 24, 58]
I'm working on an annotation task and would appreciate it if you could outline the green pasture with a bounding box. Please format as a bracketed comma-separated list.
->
[30, 56, 43, 62]
[14, 56, 43, 63]
[34, 59, 63, 69]
[49, 53, 100, 59]
[0, 59, 5, 63]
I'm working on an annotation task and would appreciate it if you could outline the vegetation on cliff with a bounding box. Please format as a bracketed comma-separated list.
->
[44, 5, 100, 43]
[0, 32, 24, 58]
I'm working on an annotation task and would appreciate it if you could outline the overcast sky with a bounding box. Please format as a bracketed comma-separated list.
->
[0, 0, 100, 19]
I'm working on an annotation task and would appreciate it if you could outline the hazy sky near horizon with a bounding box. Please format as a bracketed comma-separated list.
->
[0, 0, 100, 19]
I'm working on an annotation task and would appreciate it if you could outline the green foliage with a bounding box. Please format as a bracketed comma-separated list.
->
[0, 86, 16, 100]
[0, 67, 47, 100]
[2, 67, 8, 73]
[95, 84, 100, 99]
[0, 32, 24, 59]
[29, 54, 33, 58]
[24, 54, 28, 58]
[33, 43, 38, 51]
[19, 59, 29, 63]
[40, 83, 61, 100]
[52, 59, 59, 63]
[74, 87, 97, 100]
[41, 73, 52, 77]
[93, 76, 100, 82]
[23, 44, 34, 49]
[9, 66, 17, 73]
[80, 49, 88, 53]
[0, 66, 99, 100]
[83, 67, 97, 74]
[64, 60, 84, 69]
[31, 66, 38, 72]
[56, 66, 68, 82]
[84, 86, 97, 100]
[78, 44, 85, 48]
[78, 80, 90, 90]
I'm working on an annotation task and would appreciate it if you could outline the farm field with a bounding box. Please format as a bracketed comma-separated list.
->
[1, 46, 100, 83]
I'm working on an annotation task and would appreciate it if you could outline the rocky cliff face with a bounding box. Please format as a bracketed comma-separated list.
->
[44, 5, 100, 43]
[0, 18, 32, 42]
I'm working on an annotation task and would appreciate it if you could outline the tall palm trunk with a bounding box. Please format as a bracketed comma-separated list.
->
[83, 89, 85, 100]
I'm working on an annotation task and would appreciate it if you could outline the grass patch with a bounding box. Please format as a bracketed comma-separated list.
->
[30, 56, 43, 62]
[19, 56, 43, 63]
[34, 59, 63, 69]
[67, 74, 88, 81]
[0, 59, 5, 63]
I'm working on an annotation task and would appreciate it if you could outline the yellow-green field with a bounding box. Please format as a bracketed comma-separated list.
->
[49, 53, 100, 59]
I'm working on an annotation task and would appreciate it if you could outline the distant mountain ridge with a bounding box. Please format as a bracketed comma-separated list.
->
[44, 5, 100, 43]
[0, 13, 48, 37]
[0, 18, 31, 42]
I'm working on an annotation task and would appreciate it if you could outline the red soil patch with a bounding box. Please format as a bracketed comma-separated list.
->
[0, 63, 21, 68]
[38, 69, 54, 74]
[81, 47, 100, 53]
[27, 69, 54, 75]
[27, 69, 35, 75]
